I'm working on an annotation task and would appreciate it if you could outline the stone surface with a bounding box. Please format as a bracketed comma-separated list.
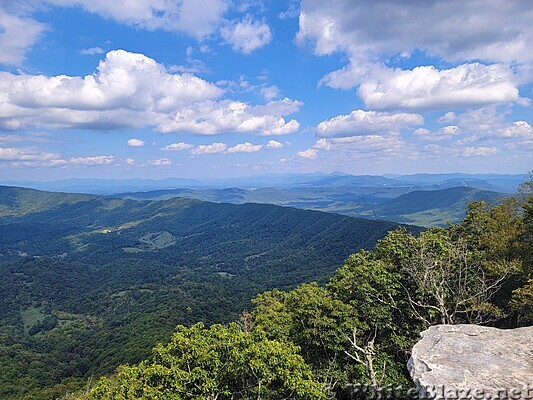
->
[408, 324, 533, 399]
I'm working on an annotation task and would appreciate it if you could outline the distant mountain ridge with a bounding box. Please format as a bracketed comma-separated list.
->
[1, 172, 523, 227]
[2, 172, 526, 194]
[0, 185, 408, 282]
[113, 185, 508, 227]
[368, 187, 508, 226]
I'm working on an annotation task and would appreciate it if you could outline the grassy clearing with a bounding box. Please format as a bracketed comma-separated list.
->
[21, 307, 46, 333]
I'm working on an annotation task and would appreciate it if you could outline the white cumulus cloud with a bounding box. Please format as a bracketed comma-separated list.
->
[0, 50, 302, 136]
[266, 140, 283, 148]
[148, 158, 172, 165]
[0, 0, 229, 67]
[463, 146, 498, 157]
[357, 63, 520, 110]
[297, 1, 533, 107]
[70, 155, 115, 165]
[0, 146, 65, 166]
[127, 138, 145, 147]
[47, 0, 228, 40]
[157, 98, 301, 135]
[313, 135, 406, 158]
[413, 126, 461, 141]
[221, 18, 272, 54]
[296, 148, 318, 159]
[316, 109, 423, 137]
[190, 142, 228, 155]
[297, 0, 533, 69]
[437, 106, 533, 142]
[260, 85, 279, 100]
[161, 142, 194, 151]
[0, 6, 45, 65]
[227, 142, 263, 153]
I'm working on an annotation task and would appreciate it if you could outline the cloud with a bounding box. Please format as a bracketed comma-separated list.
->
[0, 0, 231, 66]
[227, 142, 262, 153]
[438, 106, 533, 142]
[0, 6, 45, 65]
[261, 85, 279, 100]
[297, 0, 533, 67]
[46, 0, 228, 40]
[463, 146, 498, 157]
[266, 140, 283, 148]
[499, 121, 533, 139]
[5, 50, 222, 111]
[125, 157, 135, 165]
[0, 50, 302, 135]
[316, 109, 423, 137]
[148, 158, 172, 166]
[356, 63, 520, 110]
[424, 144, 499, 158]
[190, 142, 228, 155]
[296, 148, 318, 159]
[221, 17, 272, 54]
[70, 155, 115, 165]
[297, 1, 532, 107]
[157, 98, 301, 135]
[81, 46, 104, 55]
[413, 126, 461, 141]
[313, 135, 406, 158]
[0, 134, 24, 144]
[504, 139, 533, 153]
[0, 146, 65, 167]
[186, 139, 278, 157]
[161, 142, 194, 151]
[279, 0, 300, 20]
[127, 138, 145, 147]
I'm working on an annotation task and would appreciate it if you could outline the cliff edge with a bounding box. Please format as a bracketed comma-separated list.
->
[408, 324, 533, 399]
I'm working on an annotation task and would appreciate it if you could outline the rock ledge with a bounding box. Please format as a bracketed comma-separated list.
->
[408, 324, 533, 399]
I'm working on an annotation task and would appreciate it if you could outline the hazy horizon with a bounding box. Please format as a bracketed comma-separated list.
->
[1, 171, 529, 185]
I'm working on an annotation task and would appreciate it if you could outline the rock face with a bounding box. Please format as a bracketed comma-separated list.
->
[408, 324, 533, 399]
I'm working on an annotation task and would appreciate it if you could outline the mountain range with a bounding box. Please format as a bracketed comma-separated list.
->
[0, 184, 415, 398]
[1, 172, 523, 227]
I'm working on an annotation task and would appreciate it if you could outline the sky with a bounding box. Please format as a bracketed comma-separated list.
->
[0, 0, 532, 180]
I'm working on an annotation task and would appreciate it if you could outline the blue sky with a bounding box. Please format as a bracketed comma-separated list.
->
[0, 0, 532, 180]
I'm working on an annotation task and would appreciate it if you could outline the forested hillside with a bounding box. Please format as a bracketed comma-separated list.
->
[75, 179, 533, 400]
[368, 186, 508, 226]
[117, 185, 507, 227]
[0, 186, 410, 399]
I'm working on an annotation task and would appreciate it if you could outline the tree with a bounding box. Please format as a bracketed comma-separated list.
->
[327, 250, 415, 395]
[510, 279, 533, 324]
[82, 322, 326, 400]
[253, 283, 359, 395]
[397, 229, 508, 325]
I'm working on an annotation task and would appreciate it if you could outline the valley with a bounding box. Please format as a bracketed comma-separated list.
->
[0, 185, 413, 399]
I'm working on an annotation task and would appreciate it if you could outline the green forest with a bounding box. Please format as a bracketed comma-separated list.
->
[78, 179, 531, 399]
[0, 179, 531, 399]
[0, 186, 407, 399]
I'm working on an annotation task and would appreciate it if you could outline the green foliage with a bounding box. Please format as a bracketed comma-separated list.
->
[510, 279, 533, 324]
[0, 186, 406, 399]
[0, 179, 531, 399]
[249, 179, 533, 397]
[82, 323, 326, 400]
[119, 184, 509, 227]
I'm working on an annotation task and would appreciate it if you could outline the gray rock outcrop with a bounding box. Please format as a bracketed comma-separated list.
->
[408, 324, 533, 399]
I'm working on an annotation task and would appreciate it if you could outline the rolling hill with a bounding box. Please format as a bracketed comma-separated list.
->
[115, 185, 508, 227]
[360, 186, 508, 226]
[0, 185, 415, 398]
